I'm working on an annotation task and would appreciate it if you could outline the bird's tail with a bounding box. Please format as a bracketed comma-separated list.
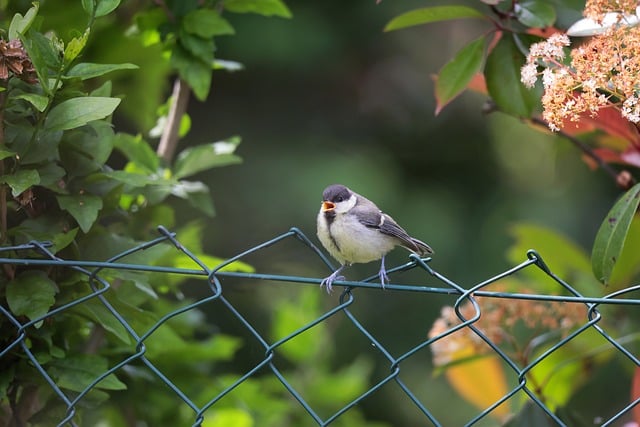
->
[409, 238, 434, 257]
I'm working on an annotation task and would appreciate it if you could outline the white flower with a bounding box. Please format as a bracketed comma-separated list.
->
[521, 63, 539, 88]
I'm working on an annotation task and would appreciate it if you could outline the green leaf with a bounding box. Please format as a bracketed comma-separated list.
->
[9, 3, 39, 39]
[14, 93, 49, 112]
[65, 62, 139, 80]
[591, 182, 640, 285]
[81, 0, 94, 15]
[6, 271, 56, 323]
[515, 1, 557, 28]
[13, 125, 62, 164]
[57, 194, 103, 233]
[37, 162, 66, 189]
[178, 31, 215, 64]
[173, 138, 242, 179]
[0, 169, 40, 197]
[183, 9, 235, 38]
[171, 180, 215, 216]
[485, 35, 540, 118]
[0, 150, 16, 161]
[112, 133, 159, 172]
[384, 6, 484, 32]
[608, 216, 640, 287]
[20, 32, 63, 94]
[59, 121, 115, 177]
[72, 299, 132, 344]
[202, 408, 253, 427]
[95, 0, 121, 17]
[224, 0, 292, 18]
[64, 29, 90, 65]
[45, 97, 121, 131]
[435, 36, 485, 115]
[10, 217, 78, 253]
[508, 223, 590, 275]
[48, 354, 127, 392]
[170, 46, 211, 101]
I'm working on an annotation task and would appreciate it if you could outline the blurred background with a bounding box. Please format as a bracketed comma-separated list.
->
[22, 0, 628, 424]
[177, 2, 616, 424]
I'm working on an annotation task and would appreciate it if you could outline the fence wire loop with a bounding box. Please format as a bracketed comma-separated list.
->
[1, 226, 640, 426]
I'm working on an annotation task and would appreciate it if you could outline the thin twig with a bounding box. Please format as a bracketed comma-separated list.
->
[157, 78, 190, 164]
[530, 116, 637, 189]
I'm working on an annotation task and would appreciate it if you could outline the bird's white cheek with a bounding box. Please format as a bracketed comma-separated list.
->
[333, 195, 357, 214]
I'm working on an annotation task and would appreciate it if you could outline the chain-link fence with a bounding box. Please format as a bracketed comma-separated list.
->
[1, 226, 639, 426]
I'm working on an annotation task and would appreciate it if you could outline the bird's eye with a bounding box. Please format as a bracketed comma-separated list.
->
[336, 196, 343, 202]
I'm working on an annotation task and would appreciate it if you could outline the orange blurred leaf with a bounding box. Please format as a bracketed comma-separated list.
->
[443, 346, 511, 420]
[632, 366, 640, 423]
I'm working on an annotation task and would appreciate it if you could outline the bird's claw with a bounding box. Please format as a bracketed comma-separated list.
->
[379, 256, 389, 290]
[378, 268, 390, 290]
[321, 268, 345, 294]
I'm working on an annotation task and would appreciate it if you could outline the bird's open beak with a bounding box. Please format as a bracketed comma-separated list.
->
[321, 201, 335, 212]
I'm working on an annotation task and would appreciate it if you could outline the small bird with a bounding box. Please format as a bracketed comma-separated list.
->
[316, 184, 433, 293]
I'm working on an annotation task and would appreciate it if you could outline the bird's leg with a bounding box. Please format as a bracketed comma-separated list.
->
[321, 265, 346, 294]
[378, 256, 390, 289]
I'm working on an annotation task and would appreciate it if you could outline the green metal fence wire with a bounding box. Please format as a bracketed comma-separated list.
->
[2, 226, 640, 426]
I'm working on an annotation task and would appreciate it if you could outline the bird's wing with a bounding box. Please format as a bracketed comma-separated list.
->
[355, 206, 424, 253]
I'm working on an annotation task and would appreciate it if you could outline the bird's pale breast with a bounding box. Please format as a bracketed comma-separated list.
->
[317, 210, 395, 265]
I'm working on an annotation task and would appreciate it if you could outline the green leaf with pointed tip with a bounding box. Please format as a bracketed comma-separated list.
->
[45, 97, 121, 131]
[112, 133, 159, 173]
[608, 216, 640, 287]
[0, 169, 40, 197]
[64, 29, 90, 65]
[57, 194, 103, 233]
[183, 9, 235, 38]
[170, 46, 211, 101]
[515, 1, 557, 28]
[6, 271, 56, 323]
[485, 35, 541, 118]
[0, 150, 16, 161]
[435, 36, 485, 115]
[95, 0, 121, 17]
[224, 0, 292, 18]
[20, 31, 62, 94]
[592, 182, 640, 285]
[65, 62, 139, 80]
[48, 354, 127, 392]
[384, 6, 484, 32]
[14, 93, 49, 112]
[9, 3, 39, 39]
[71, 298, 133, 345]
[171, 180, 215, 216]
[173, 137, 242, 179]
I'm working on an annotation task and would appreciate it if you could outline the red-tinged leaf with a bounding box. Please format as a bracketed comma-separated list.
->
[562, 103, 640, 141]
[486, 30, 502, 53]
[467, 73, 487, 94]
[384, 6, 484, 32]
[633, 366, 640, 423]
[435, 37, 486, 115]
[589, 148, 624, 166]
[587, 106, 640, 143]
